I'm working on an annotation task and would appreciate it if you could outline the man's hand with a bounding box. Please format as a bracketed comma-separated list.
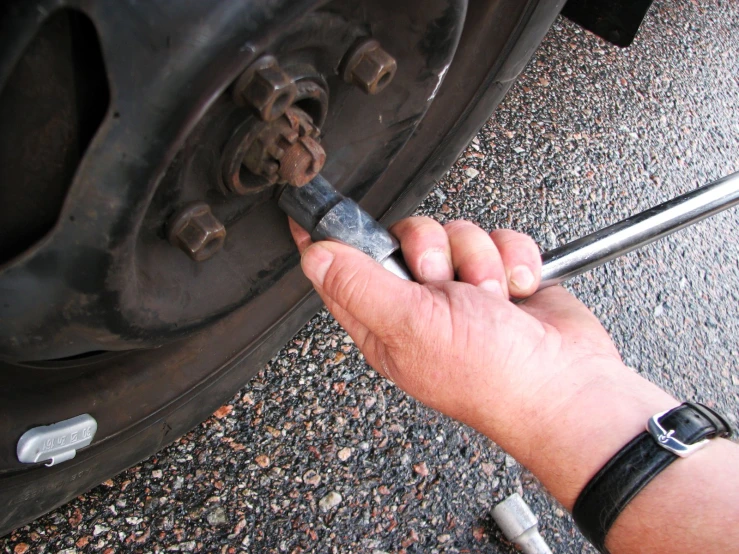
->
[290, 216, 739, 554]
[290, 217, 624, 445]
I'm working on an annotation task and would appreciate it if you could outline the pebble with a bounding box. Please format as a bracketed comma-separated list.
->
[206, 507, 228, 527]
[303, 470, 321, 486]
[93, 525, 109, 536]
[337, 447, 353, 461]
[318, 491, 342, 512]
[465, 167, 480, 179]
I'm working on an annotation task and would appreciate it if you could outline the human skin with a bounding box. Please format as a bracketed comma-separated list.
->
[290, 216, 739, 553]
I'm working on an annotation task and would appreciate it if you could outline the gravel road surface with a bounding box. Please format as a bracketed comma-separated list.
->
[3, 1, 739, 552]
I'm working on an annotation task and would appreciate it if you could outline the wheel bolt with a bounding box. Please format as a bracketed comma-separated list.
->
[342, 39, 397, 95]
[168, 202, 227, 262]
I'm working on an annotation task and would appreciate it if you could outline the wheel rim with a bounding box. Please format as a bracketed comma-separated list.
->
[0, 0, 467, 473]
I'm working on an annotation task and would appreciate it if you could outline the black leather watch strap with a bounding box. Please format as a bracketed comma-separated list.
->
[573, 402, 733, 553]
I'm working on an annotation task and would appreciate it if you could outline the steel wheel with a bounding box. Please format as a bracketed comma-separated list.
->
[0, 0, 563, 535]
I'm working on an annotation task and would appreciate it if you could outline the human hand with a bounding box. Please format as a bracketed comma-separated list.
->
[290, 216, 625, 445]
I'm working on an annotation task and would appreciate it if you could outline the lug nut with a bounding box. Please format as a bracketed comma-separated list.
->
[278, 136, 326, 187]
[233, 56, 297, 122]
[168, 202, 227, 262]
[241, 107, 326, 188]
[342, 39, 397, 95]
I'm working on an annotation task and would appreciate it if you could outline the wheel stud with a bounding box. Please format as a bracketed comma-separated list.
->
[238, 107, 326, 189]
[168, 202, 227, 262]
[233, 56, 297, 122]
[342, 39, 397, 95]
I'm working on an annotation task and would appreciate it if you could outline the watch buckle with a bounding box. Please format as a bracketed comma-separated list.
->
[647, 409, 709, 457]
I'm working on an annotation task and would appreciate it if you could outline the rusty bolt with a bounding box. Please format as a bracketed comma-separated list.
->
[241, 107, 326, 187]
[168, 202, 227, 262]
[278, 136, 326, 186]
[233, 56, 297, 122]
[342, 39, 397, 95]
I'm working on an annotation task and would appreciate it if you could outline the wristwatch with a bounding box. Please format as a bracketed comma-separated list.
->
[573, 402, 733, 553]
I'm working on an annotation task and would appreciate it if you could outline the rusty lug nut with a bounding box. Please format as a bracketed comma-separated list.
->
[168, 202, 227, 262]
[241, 107, 326, 188]
[233, 56, 297, 122]
[342, 39, 397, 95]
[278, 136, 326, 187]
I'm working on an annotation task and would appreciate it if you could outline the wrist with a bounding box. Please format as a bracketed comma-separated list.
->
[476, 357, 678, 510]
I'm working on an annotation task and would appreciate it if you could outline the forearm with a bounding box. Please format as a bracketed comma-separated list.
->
[472, 357, 739, 553]
[608, 438, 739, 553]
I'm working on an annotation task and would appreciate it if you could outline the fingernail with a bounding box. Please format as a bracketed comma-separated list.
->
[479, 279, 505, 297]
[301, 244, 334, 287]
[420, 250, 452, 282]
[509, 265, 535, 294]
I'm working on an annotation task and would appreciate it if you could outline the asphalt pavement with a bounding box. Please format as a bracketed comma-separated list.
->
[3, 0, 739, 552]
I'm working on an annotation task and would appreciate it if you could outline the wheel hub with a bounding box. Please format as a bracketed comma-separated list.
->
[0, 0, 466, 361]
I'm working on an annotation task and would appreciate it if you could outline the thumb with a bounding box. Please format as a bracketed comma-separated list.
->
[301, 240, 425, 340]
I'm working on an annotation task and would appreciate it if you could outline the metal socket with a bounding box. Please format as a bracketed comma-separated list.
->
[491, 493, 553, 554]
[168, 202, 227, 262]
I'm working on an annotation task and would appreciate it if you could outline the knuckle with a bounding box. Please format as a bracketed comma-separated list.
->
[444, 219, 477, 235]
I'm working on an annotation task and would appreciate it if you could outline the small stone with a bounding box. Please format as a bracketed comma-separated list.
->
[473, 527, 486, 541]
[342, 335, 354, 344]
[151, 469, 163, 479]
[555, 508, 565, 518]
[437, 534, 452, 544]
[337, 447, 353, 462]
[413, 462, 429, 477]
[173, 476, 184, 490]
[233, 518, 247, 536]
[481, 462, 494, 476]
[255, 455, 270, 468]
[93, 525, 109, 536]
[213, 405, 233, 419]
[14, 544, 29, 554]
[504, 454, 517, 468]
[207, 507, 228, 526]
[318, 491, 342, 512]
[401, 529, 420, 548]
[465, 167, 480, 179]
[654, 303, 665, 317]
[179, 541, 196, 552]
[303, 469, 321, 486]
[126, 517, 142, 525]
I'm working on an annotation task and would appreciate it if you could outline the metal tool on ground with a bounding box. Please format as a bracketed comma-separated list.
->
[491, 493, 553, 554]
[279, 172, 739, 290]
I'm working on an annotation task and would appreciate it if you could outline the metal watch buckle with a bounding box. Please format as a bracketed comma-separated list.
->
[647, 409, 709, 458]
